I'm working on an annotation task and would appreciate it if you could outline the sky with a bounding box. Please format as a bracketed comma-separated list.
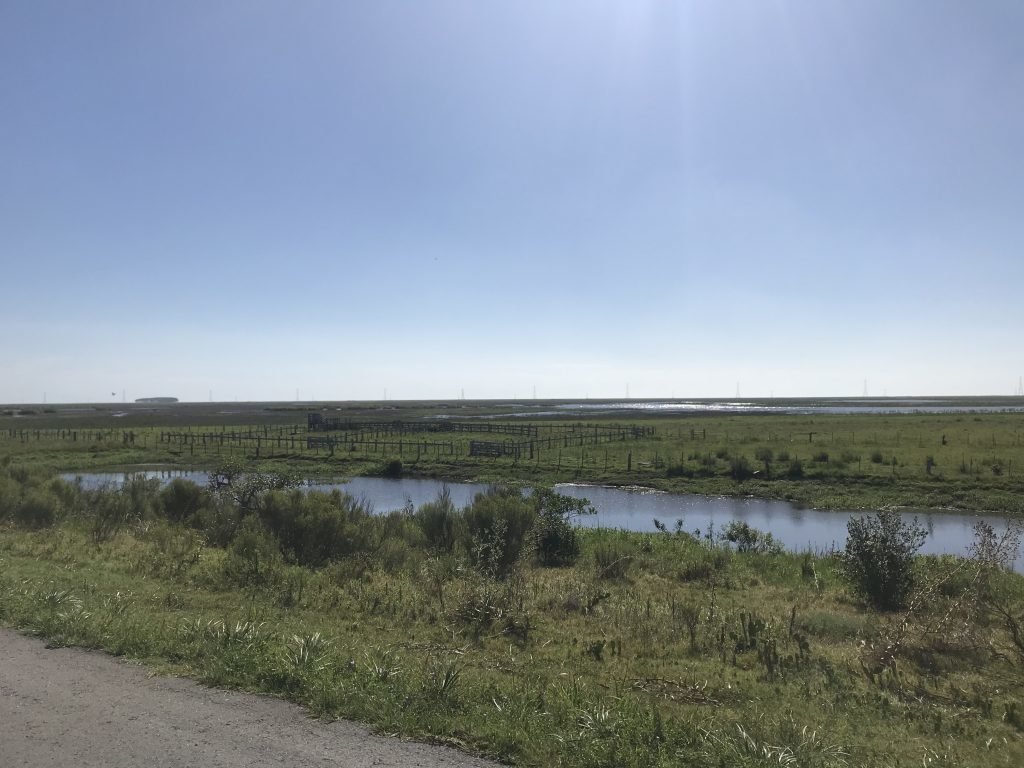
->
[2, 1, 1022, 403]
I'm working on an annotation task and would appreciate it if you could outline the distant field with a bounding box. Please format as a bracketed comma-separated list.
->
[3, 397, 1024, 513]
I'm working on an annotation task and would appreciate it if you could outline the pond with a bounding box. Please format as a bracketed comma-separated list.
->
[61, 470, 1022, 569]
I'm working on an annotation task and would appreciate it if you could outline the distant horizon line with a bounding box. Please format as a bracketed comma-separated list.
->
[4, 394, 1024, 408]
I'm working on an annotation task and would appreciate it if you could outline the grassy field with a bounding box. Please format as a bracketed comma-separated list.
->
[2, 461, 1024, 767]
[3, 398, 1024, 513]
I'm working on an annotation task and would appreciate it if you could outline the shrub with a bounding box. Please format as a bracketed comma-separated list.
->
[786, 459, 804, 479]
[416, 486, 461, 554]
[729, 457, 753, 481]
[840, 511, 927, 610]
[122, 475, 162, 518]
[48, 477, 82, 510]
[258, 489, 376, 568]
[160, 479, 207, 523]
[870, 450, 885, 464]
[209, 462, 301, 511]
[189, 495, 243, 548]
[380, 459, 404, 478]
[721, 521, 783, 554]
[462, 486, 535, 576]
[13, 489, 59, 529]
[532, 488, 591, 567]
[222, 517, 284, 588]
[87, 483, 153, 542]
[812, 451, 829, 463]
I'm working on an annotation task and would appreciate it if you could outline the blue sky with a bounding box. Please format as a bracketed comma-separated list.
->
[2, 1, 1022, 403]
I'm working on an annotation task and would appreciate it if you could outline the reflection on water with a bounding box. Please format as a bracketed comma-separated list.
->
[459, 400, 1024, 418]
[61, 471, 1022, 570]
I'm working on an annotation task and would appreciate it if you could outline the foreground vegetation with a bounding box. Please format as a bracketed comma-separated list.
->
[3, 401, 1024, 514]
[3, 459, 1024, 766]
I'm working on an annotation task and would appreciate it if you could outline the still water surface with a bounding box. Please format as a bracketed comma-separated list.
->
[62, 470, 1022, 568]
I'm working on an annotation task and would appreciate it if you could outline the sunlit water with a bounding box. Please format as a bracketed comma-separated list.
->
[443, 399, 1024, 418]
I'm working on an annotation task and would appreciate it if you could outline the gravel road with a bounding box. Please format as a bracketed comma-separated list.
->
[0, 628, 498, 768]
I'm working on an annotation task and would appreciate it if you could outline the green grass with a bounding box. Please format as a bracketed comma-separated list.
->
[2, 465, 1024, 766]
[4, 405, 1024, 513]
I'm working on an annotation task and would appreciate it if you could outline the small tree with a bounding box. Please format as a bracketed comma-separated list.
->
[841, 511, 927, 610]
[532, 488, 593, 567]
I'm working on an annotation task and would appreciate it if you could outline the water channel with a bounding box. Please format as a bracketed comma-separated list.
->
[61, 469, 1022, 569]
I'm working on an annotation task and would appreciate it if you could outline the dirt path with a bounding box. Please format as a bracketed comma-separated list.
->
[0, 628, 498, 768]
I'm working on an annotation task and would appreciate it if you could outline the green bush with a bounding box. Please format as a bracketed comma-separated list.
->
[415, 487, 461, 554]
[13, 489, 59, 529]
[48, 477, 83, 511]
[840, 510, 927, 610]
[189, 496, 243, 548]
[160, 478, 207, 522]
[379, 459, 404, 478]
[86, 479, 159, 542]
[222, 517, 284, 588]
[258, 489, 376, 568]
[721, 521, 783, 554]
[463, 486, 535, 576]
[532, 489, 590, 567]
[123, 475, 162, 518]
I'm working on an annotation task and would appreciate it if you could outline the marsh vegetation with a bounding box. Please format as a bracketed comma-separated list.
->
[2, 457, 1024, 766]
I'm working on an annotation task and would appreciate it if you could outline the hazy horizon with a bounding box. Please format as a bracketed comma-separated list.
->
[3, 2, 1022, 403]
[6, 393, 1024, 409]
